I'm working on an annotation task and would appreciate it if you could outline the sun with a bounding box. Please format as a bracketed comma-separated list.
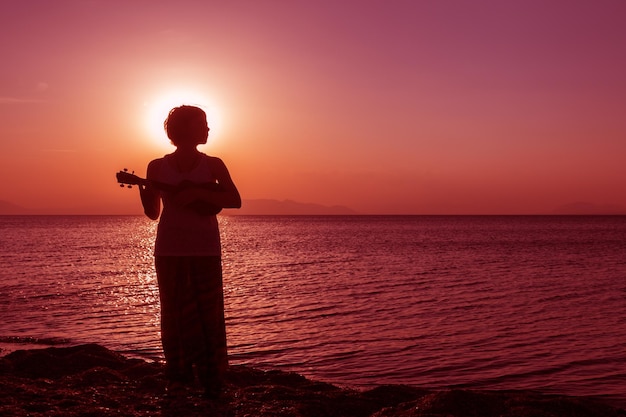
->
[143, 89, 223, 149]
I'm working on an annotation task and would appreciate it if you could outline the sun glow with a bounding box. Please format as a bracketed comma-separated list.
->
[143, 89, 223, 149]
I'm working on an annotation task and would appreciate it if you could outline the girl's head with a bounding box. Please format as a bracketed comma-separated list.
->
[164, 105, 209, 147]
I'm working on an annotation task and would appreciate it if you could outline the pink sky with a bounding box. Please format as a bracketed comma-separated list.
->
[1, 0, 625, 214]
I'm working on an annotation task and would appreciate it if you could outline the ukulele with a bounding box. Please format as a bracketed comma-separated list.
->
[116, 169, 223, 215]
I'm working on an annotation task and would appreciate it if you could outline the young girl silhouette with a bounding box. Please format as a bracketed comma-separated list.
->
[139, 105, 241, 397]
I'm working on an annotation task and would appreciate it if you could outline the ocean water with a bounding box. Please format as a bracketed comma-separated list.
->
[1, 215, 625, 406]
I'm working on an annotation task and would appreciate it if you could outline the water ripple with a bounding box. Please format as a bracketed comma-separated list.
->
[1, 215, 625, 405]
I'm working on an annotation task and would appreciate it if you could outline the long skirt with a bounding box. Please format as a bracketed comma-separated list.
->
[155, 256, 228, 388]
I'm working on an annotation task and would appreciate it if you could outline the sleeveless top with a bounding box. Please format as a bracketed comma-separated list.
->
[152, 153, 221, 257]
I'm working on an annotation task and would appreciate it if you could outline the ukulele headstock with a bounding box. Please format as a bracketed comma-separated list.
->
[116, 168, 142, 188]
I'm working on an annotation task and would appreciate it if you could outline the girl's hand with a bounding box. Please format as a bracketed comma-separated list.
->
[172, 188, 202, 207]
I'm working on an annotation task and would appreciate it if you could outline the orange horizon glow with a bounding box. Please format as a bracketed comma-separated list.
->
[1, 1, 626, 215]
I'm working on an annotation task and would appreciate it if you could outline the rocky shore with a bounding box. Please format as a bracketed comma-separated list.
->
[0, 344, 623, 416]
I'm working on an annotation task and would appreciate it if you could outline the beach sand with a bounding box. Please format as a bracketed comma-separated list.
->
[0, 344, 623, 417]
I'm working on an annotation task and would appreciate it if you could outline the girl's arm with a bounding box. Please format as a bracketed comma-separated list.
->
[173, 157, 241, 210]
[207, 157, 242, 209]
[140, 160, 161, 220]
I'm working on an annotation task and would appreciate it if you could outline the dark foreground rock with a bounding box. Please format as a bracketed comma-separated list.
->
[0, 344, 623, 417]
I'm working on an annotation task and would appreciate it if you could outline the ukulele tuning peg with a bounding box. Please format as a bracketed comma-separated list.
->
[127, 185, 133, 189]
[119, 184, 124, 188]
[123, 168, 128, 172]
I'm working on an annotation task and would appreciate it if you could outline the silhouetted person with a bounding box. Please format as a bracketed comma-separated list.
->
[138, 105, 241, 398]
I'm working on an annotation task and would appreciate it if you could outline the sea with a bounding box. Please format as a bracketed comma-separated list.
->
[1, 215, 625, 406]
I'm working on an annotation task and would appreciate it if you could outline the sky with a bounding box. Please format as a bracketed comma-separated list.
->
[1, 0, 625, 214]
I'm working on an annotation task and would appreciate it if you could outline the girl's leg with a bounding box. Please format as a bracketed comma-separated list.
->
[188, 256, 228, 396]
[155, 256, 194, 384]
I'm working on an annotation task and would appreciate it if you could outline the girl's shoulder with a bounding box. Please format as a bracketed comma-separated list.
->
[201, 154, 225, 167]
[149, 153, 171, 163]
[146, 155, 171, 178]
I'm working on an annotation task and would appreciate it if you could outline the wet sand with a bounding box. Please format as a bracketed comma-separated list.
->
[0, 344, 623, 416]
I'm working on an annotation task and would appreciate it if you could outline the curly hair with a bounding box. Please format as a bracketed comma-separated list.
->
[163, 105, 209, 146]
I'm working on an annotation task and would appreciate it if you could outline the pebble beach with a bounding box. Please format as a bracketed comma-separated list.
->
[1, 344, 623, 417]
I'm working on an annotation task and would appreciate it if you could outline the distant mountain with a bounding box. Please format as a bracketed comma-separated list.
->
[224, 199, 357, 215]
[0, 200, 29, 214]
[552, 201, 626, 215]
